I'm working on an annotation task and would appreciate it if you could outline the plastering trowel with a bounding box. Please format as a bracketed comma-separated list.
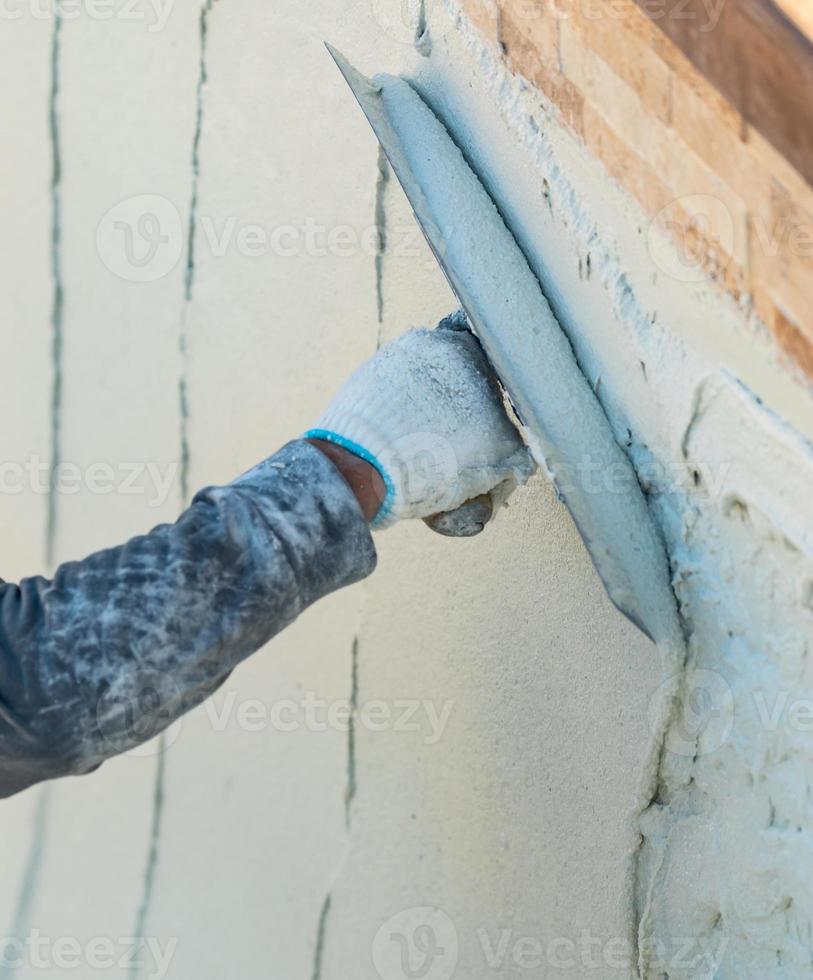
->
[328, 46, 684, 649]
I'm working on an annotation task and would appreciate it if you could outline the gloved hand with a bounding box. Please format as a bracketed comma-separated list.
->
[305, 314, 535, 529]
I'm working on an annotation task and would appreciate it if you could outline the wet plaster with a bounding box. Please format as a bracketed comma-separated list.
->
[429, 6, 813, 974]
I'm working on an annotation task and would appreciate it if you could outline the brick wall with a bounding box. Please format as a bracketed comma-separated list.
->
[458, 0, 813, 378]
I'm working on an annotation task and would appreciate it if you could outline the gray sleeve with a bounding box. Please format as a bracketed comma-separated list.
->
[0, 439, 377, 798]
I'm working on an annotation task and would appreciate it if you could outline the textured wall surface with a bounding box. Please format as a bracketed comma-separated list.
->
[1, 1, 812, 979]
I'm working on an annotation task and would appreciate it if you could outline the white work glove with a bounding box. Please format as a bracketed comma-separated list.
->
[305, 315, 535, 529]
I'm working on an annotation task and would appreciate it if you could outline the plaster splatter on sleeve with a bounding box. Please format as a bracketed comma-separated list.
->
[0, 440, 377, 798]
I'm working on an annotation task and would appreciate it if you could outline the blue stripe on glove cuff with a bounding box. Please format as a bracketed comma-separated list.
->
[304, 429, 395, 527]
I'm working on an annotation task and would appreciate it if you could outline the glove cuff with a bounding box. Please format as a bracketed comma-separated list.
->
[304, 426, 398, 529]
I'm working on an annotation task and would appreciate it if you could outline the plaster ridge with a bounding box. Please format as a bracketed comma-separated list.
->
[309, 892, 332, 980]
[308, 844, 359, 980]
[178, 0, 214, 505]
[415, 0, 432, 56]
[128, 740, 167, 980]
[185, 0, 213, 304]
[630, 621, 694, 976]
[0, 787, 51, 979]
[178, 365, 191, 506]
[374, 146, 390, 342]
[633, 808, 689, 978]
[344, 636, 360, 828]
[46, 9, 64, 569]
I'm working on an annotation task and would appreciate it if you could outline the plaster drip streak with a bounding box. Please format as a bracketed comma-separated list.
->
[314, 635, 359, 968]
[681, 380, 715, 460]
[416, 0, 427, 40]
[46, 10, 64, 568]
[631, 741, 672, 974]
[178, 367, 191, 505]
[309, 893, 332, 980]
[631, 609, 695, 975]
[128, 738, 167, 980]
[414, 0, 431, 54]
[178, 0, 213, 505]
[374, 146, 390, 344]
[344, 637, 359, 827]
[0, 787, 51, 978]
[185, 0, 212, 304]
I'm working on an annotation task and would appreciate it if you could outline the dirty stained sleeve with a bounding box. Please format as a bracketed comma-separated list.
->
[0, 440, 377, 798]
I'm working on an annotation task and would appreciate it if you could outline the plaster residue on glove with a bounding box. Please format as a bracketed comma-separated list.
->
[308, 325, 535, 528]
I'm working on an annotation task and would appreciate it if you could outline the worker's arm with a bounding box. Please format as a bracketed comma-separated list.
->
[0, 440, 378, 797]
[0, 319, 533, 797]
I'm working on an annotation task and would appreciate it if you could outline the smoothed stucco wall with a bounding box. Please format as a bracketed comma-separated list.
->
[2, 1, 812, 978]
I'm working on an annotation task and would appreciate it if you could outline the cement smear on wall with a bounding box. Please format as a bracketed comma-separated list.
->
[427, 5, 813, 975]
